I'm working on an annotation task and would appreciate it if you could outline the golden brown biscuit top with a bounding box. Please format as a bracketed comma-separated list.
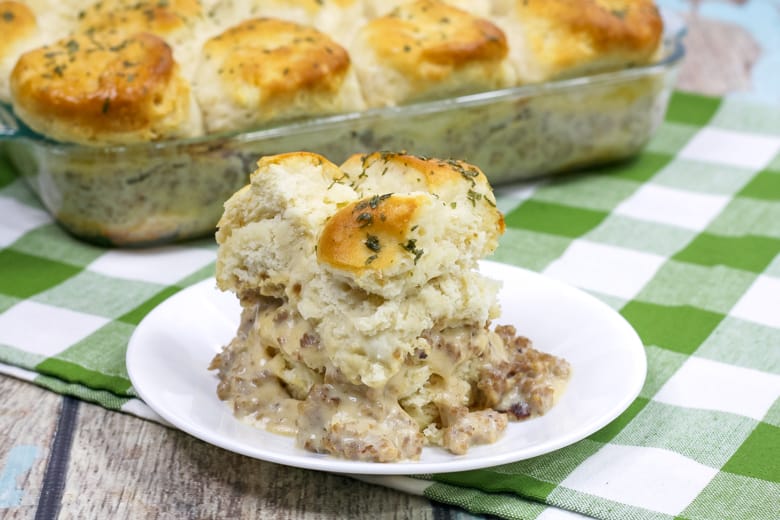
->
[327, 0, 361, 7]
[335, 151, 505, 265]
[253, 0, 359, 15]
[342, 151, 496, 196]
[317, 193, 429, 272]
[216, 151, 352, 244]
[202, 18, 351, 98]
[517, 0, 662, 70]
[0, 2, 37, 57]
[11, 32, 177, 133]
[255, 150, 346, 182]
[362, 0, 509, 81]
[76, 0, 202, 41]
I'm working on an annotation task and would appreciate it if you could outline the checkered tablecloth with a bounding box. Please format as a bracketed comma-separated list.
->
[1, 92, 778, 519]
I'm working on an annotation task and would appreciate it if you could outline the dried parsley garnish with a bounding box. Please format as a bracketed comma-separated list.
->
[401, 238, 424, 264]
[354, 193, 392, 212]
[466, 189, 482, 206]
[365, 234, 381, 252]
[356, 212, 373, 227]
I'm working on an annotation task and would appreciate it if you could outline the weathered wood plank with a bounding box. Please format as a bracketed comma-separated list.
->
[62, 401, 438, 519]
[0, 376, 60, 519]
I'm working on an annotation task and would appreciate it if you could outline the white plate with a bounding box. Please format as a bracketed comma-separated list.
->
[127, 260, 645, 475]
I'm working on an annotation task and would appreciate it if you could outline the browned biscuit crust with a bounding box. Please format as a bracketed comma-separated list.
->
[350, 0, 515, 106]
[0, 1, 39, 102]
[317, 193, 429, 273]
[366, 1, 508, 81]
[11, 31, 201, 144]
[0, 2, 37, 58]
[195, 17, 363, 132]
[341, 151, 502, 202]
[508, 0, 663, 81]
[205, 18, 350, 101]
[75, 0, 203, 42]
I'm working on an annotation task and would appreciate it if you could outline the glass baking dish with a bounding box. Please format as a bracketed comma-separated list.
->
[0, 21, 684, 247]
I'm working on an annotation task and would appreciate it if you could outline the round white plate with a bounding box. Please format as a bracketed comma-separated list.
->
[127, 260, 645, 475]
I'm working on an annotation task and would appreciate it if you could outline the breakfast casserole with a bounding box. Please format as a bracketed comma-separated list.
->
[0, 0, 678, 247]
[2, 0, 663, 142]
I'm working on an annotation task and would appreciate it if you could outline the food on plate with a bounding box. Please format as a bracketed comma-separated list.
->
[210, 151, 571, 461]
[1, 0, 664, 144]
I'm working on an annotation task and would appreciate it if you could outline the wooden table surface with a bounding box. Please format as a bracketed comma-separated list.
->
[2, 2, 774, 519]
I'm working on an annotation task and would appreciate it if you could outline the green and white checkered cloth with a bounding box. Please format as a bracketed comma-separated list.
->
[1, 92, 778, 520]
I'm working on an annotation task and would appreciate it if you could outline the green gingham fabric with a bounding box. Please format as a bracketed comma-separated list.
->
[1, 92, 779, 519]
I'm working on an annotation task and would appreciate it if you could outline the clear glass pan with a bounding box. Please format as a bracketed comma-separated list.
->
[0, 24, 684, 247]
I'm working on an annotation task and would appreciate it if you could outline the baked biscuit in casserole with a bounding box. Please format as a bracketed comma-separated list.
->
[74, 0, 207, 77]
[350, 0, 516, 107]
[211, 151, 571, 461]
[362, 0, 492, 18]
[3, 0, 665, 146]
[75, 0, 204, 41]
[498, 0, 663, 83]
[0, 1, 40, 103]
[10, 31, 203, 145]
[14, 0, 83, 42]
[193, 18, 365, 134]
[205, 0, 367, 46]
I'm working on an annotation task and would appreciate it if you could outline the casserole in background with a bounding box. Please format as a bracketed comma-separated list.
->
[0, 12, 684, 247]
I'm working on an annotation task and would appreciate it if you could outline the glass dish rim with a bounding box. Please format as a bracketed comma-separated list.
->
[0, 20, 686, 155]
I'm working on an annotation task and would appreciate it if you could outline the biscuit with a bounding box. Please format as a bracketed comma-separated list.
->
[215, 151, 353, 298]
[498, 0, 664, 82]
[193, 18, 364, 134]
[205, 0, 367, 46]
[206, 0, 333, 27]
[0, 1, 39, 103]
[10, 31, 203, 145]
[74, 0, 206, 76]
[332, 152, 505, 297]
[76, 0, 204, 39]
[362, 0, 492, 18]
[349, 0, 515, 107]
[18, 0, 83, 39]
[3, 0, 665, 146]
